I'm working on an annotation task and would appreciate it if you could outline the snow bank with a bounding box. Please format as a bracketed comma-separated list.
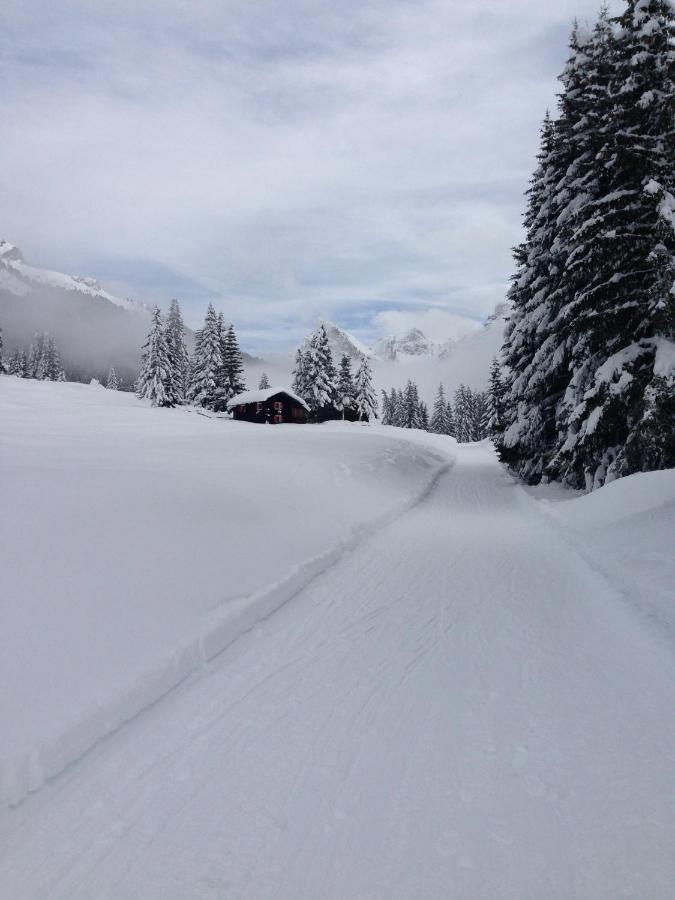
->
[528, 469, 675, 644]
[0, 377, 450, 806]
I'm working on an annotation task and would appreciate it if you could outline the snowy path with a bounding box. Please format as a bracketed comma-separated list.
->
[2, 443, 674, 899]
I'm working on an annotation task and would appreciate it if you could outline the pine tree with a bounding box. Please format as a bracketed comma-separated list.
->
[27, 334, 45, 379]
[336, 354, 355, 418]
[453, 385, 468, 442]
[188, 304, 224, 409]
[165, 299, 190, 402]
[499, 19, 615, 481]
[7, 348, 25, 377]
[380, 390, 392, 425]
[354, 356, 377, 421]
[291, 349, 310, 400]
[303, 325, 336, 417]
[0, 324, 5, 373]
[552, 1, 675, 487]
[418, 401, 429, 432]
[258, 372, 270, 390]
[42, 335, 65, 381]
[430, 383, 453, 435]
[487, 359, 506, 436]
[137, 307, 178, 407]
[220, 323, 246, 405]
[472, 391, 489, 441]
[106, 367, 119, 390]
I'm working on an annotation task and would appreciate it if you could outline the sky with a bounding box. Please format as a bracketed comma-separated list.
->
[0, 0, 622, 353]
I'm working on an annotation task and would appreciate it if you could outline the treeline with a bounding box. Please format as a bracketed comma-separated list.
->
[292, 324, 377, 421]
[496, 2, 674, 490]
[136, 300, 246, 409]
[2, 329, 66, 382]
[381, 379, 496, 443]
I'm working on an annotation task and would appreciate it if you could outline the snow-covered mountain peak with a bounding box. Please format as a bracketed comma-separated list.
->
[303, 320, 370, 362]
[373, 328, 436, 361]
[0, 241, 25, 263]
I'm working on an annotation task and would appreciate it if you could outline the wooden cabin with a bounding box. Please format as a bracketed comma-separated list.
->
[227, 387, 310, 424]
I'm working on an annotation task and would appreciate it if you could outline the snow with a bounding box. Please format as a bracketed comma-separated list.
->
[0, 242, 141, 312]
[1, 422, 674, 898]
[0, 377, 447, 806]
[528, 469, 675, 645]
[226, 386, 309, 411]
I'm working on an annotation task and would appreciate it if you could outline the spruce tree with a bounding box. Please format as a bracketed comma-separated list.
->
[220, 323, 246, 404]
[380, 390, 392, 425]
[8, 349, 24, 377]
[188, 304, 224, 409]
[354, 356, 377, 421]
[165, 299, 190, 402]
[291, 349, 310, 401]
[336, 354, 355, 418]
[106, 367, 119, 390]
[43, 336, 65, 381]
[0, 324, 5, 373]
[487, 359, 506, 436]
[303, 325, 336, 417]
[430, 383, 453, 435]
[418, 401, 429, 432]
[258, 372, 270, 390]
[553, 1, 675, 487]
[137, 307, 177, 407]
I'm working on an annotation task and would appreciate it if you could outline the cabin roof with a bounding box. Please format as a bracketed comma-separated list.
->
[227, 387, 310, 412]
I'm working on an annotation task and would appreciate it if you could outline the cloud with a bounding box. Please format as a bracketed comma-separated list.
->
[0, 0, 625, 351]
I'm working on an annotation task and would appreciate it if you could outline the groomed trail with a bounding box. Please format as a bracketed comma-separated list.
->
[2, 443, 674, 899]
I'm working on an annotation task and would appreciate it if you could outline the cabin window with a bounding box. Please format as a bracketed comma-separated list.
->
[274, 401, 283, 411]
[274, 415, 283, 424]
[256, 402, 263, 413]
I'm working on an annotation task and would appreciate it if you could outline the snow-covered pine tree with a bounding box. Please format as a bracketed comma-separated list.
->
[552, 1, 675, 487]
[430, 383, 453, 435]
[7, 348, 24, 377]
[291, 349, 310, 401]
[336, 354, 355, 418]
[354, 356, 377, 421]
[137, 307, 179, 407]
[27, 334, 46, 379]
[487, 358, 506, 436]
[258, 372, 270, 390]
[498, 19, 611, 480]
[402, 380, 421, 428]
[43, 335, 65, 381]
[418, 401, 429, 432]
[221, 323, 246, 404]
[472, 391, 489, 441]
[106, 367, 119, 390]
[446, 399, 455, 437]
[303, 325, 336, 418]
[0, 324, 5, 373]
[165, 299, 190, 402]
[380, 390, 392, 425]
[453, 384, 470, 442]
[188, 304, 224, 409]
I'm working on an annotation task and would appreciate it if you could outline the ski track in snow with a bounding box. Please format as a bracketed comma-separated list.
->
[2, 443, 675, 899]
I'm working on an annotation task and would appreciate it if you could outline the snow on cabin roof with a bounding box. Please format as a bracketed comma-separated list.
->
[227, 387, 310, 412]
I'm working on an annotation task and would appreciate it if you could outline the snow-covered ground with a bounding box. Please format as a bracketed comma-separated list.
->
[0, 377, 447, 806]
[1, 377, 674, 899]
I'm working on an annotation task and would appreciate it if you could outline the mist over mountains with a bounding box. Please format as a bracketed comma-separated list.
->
[0, 240, 506, 397]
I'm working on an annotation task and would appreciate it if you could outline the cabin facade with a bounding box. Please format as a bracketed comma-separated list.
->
[227, 387, 309, 425]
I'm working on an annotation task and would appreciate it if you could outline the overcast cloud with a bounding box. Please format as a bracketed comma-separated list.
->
[0, 0, 622, 351]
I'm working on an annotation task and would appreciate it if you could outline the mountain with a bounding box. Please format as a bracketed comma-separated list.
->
[302, 320, 371, 363]
[0, 241, 160, 385]
[372, 328, 436, 361]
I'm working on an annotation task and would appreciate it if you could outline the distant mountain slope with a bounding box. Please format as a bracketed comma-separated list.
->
[372, 328, 437, 361]
[0, 241, 157, 385]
